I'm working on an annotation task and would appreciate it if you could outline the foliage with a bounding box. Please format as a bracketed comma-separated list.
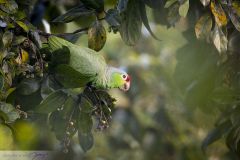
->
[1, 0, 240, 158]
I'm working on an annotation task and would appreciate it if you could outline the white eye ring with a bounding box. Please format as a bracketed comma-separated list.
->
[122, 74, 127, 80]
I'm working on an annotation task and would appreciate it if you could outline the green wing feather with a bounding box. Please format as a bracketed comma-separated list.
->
[48, 36, 108, 87]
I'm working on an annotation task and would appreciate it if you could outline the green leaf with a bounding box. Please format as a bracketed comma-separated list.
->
[119, 0, 142, 46]
[51, 47, 70, 66]
[178, 0, 189, 17]
[0, 0, 18, 13]
[77, 112, 93, 133]
[52, 5, 94, 23]
[167, 2, 180, 26]
[12, 36, 27, 46]
[54, 64, 92, 88]
[202, 120, 232, 151]
[88, 20, 106, 51]
[78, 131, 94, 152]
[232, 1, 240, 17]
[164, 0, 178, 8]
[80, 96, 92, 113]
[200, 0, 210, 7]
[40, 76, 60, 99]
[117, 0, 128, 13]
[0, 102, 20, 123]
[49, 96, 78, 140]
[29, 31, 42, 48]
[49, 111, 69, 140]
[16, 21, 29, 32]
[17, 79, 40, 96]
[0, 74, 4, 91]
[14, 10, 26, 20]
[227, 5, 240, 32]
[143, 0, 163, 9]
[105, 9, 121, 28]
[35, 90, 68, 113]
[2, 31, 13, 47]
[139, 1, 160, 41]
[195, 13, 212, 39]
[81, 0, 104, 12]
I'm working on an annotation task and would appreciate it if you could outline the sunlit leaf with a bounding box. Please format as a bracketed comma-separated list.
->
[0, 102, 20, 123]
[15, 48, 29, 64]
[12, 36, 27, 46]
[200, 0, 210, 7]
[210, 0, 227, 27]
[35, 90, 68, 113]
[20, 49, 29, 63]
[16, 21, 29, 32]
[179, 0, 189, 18]
[195, 14, 212, 39]
[2, 31, 13, 47]
[0, 0, 18, 13]
[212, 24, 228, 57]
[88, 20, 106, 51]
[119, 0, 142, 45]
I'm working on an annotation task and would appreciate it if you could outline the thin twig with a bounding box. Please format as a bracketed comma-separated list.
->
[37, 27, 89, 38]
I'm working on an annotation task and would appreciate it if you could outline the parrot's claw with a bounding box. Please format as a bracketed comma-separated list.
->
[86, 82, 97, 92]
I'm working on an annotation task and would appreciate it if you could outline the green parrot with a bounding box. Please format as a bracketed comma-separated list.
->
[48, 36, 130, 91]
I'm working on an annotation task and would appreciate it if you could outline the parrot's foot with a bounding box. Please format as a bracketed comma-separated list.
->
[86, 82, 97, 91]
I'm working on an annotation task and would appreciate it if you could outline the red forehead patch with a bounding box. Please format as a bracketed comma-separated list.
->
[126, 75, 130, 82]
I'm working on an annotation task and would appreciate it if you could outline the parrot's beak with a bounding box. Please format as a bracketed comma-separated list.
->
[119, 81, 130, 91]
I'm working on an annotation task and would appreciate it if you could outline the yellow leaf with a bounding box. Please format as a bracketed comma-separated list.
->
[88, 21, 106, 51]
[15, 49, 29, 64]
[21, 49, 29, 63]
[210, 0, 227, 27]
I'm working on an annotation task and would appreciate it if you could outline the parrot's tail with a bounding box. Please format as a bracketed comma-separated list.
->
[48, 36, 73, 51]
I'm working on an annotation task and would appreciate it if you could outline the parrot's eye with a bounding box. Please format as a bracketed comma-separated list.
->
[122, 74, 127, 79]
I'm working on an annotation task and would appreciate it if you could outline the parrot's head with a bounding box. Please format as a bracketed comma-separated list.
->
[109, 68, 131, 91]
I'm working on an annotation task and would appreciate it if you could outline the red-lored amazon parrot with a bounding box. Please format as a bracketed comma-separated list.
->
[48, 36, 130, 91]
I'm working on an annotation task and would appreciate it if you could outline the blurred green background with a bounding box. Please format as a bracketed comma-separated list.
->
[0, 0, 237, 159]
